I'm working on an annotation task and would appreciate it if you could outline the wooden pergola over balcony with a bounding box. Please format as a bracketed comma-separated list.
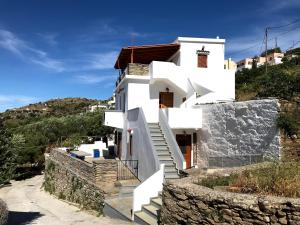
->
[114, 43, 180, 70]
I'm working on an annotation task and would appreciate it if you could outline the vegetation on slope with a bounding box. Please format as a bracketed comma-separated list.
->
[236, 51, 300, 159]
[199, 162, 300, 198]
[0, 98, 113, 183]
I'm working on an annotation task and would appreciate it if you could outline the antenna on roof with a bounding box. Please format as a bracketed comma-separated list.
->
[130, 32, 137, 46]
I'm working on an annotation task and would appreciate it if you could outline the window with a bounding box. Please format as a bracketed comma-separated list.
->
[197, 54, 207, 68]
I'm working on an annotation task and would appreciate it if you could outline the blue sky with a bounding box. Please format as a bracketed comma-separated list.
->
[0, 0, 300, 112]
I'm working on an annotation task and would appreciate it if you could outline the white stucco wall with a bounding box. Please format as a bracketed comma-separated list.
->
[194, 99, 281, 167]
[175, 37, 225, 70]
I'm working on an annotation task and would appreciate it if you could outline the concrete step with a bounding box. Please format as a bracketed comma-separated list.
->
[149, 128, 161, 133]
[143, 204, 159, 217]
[158, 155, 173, 161]
[153, 141, 167, 146]
[156, 151, 171, 156]
[148, 123, 159, 128]
[150, 133, 163, 137]
[151, 136, 165, 141]
[135, 211, 158, 225]
[165, 173, 180, 179]
[164, 167, 177, 173]
[118, 185, 137, 197]
[161, 161, 175, 166]
[151, 197, 162, 208]
[155, 146, 169, 151]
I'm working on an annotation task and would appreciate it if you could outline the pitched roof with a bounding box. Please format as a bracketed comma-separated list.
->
[114, 43, 180, 70]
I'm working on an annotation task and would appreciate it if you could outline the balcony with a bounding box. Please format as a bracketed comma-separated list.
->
[115, 63, 149, 87]
[149, 61, 190, 94]
[161, 108, 202, 129]
[104, 110, 124, 129]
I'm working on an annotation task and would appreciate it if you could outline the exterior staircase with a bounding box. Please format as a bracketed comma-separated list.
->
[134, 123, 180, 225]
[148, 123, 180, 179]
[135, 193, 162, 225]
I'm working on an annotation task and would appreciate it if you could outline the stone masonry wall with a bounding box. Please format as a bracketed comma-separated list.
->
[196, 99, 281, 167]
[50, 149, 95, 181]
[127, 63, 149, 75]
[44, 154, 105, 214]
[49, 149, 118, 187]
[93, 160, 118, 187]
[44, 149, 120, 214]
[161, 177, 300, 225]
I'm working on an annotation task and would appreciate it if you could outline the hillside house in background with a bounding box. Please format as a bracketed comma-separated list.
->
[224, 58, 237, 71]
[237, 52, 284, 71]
[104, 37, 280, 223]
[88, 104, 107, 112]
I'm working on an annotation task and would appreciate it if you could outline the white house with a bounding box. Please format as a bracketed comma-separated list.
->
[105, 37, 235, 181]
[104, 37, 280, 223]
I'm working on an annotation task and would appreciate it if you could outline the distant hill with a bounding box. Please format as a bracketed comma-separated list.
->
[0, 97, 113, 170]
[1, 98, 103, 129]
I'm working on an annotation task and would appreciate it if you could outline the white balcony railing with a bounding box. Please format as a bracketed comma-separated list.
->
[161, 108, 202, 129]
[104, 110, 124, 129]
[149, 61, 190, 94]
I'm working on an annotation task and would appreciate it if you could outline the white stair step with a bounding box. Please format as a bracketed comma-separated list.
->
[165, 173, 180, 179]
[164, 167, 177, 173]
[155, 146, 169, 150]
[157, 151, 170, 156]
[153, 141, 167, 146]
[135, 211, 158, 225]
[162, 161, 175, 166]
[143, 204, 159, 217]
[152, 137, 165, 141]
[149, 128, 161, 133]
[158, 155, 173, 161]
[151, 197, 162, 207]
[151, 133, 163, 137]
[148, 123, 159, 128]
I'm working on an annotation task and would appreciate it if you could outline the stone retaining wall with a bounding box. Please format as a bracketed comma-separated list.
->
[44, 154, 105, 214]
[161, 177, 300, 225]
[50, 149, 95, 181]
[93, 160, 118, 187]
[49, 149, 118, 186]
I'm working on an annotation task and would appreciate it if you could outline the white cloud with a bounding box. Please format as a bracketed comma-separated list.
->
[75, 74, 115, 85]
[0, 29, 65, 72]
[85, 51, 119, 70]
[0, 95, 37, 112]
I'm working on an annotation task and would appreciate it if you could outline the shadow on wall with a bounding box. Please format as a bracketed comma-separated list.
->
[7, 211, 44, 225]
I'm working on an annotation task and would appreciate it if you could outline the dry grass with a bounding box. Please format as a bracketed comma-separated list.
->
[232, 162, 300, 197]
[199, 162, 300, 198]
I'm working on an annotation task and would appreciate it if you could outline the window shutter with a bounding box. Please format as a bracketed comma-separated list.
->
[198, 55, 207, 68]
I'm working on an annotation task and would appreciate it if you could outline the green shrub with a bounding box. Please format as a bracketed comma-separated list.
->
[0, 199, 8, 225]
[198, 174, 238, 189]
[277, 113, 298, 138]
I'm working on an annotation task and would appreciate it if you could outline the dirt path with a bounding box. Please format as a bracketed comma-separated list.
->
[0, 175, 132, 225]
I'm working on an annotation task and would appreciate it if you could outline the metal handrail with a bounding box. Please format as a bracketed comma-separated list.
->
[117, 160, 139, 180]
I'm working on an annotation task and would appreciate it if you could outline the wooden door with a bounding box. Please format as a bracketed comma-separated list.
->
[176, 134, 192, 168]
[159, 92, 174, 108]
